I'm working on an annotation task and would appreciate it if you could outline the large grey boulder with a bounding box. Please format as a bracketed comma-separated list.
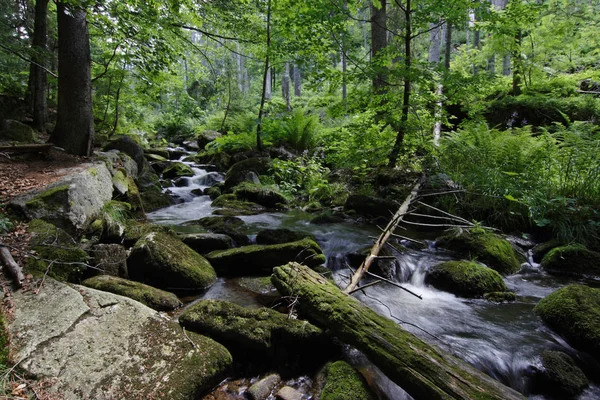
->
[96, 149, 139, 179]
[197, 130, 222, 149]
[9, 278, 232, 400]
[102, 136, 145, 173]
[10, 162, 113, 232]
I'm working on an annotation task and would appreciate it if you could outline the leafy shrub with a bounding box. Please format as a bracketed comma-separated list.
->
[263, 108, 320, 151]
[0, 212, 13, 234]
[205, 131, 257, 154]
[154, 115, 200, 141]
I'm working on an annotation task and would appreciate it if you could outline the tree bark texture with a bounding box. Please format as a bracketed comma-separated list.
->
[428, 22, 442, 64]
[282, 62, 291, 111]
[256, 0, 272, 151]
[444, 23, 452, 70]
[29, 0, 49, 132]
[272, 263, 525, 400]
[370, 0, 387, 94]
[293, 63, 301, 97]
[53, 2, 94, 156]
[0, 243, 25, 288]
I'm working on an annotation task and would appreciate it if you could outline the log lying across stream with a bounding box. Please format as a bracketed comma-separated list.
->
[272, 262, 524, 400]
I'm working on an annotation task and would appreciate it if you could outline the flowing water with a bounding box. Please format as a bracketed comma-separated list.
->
[148, 151, 600, 399]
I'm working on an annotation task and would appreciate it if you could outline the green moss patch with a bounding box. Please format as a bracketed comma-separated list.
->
[541, 245, 600, 278]
[534, 284, 600, 359]
[206, 238, 326, 276]
[211, 194, 266, 216]
[83, 275, 182, 311]
[532, 350, 589, 398]
[128, 231, 217, 290]
[321, 361, 377, 400]
[162, 162, 194, 179]
[426, 261, 507, 298]
[437, 231, 521, 275]
[233, 182, 288, 208]
[25, 184, 70, 211]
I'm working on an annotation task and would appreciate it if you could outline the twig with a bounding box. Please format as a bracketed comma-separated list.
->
[415, 201, 472, 225]
[365, 271, 423, 299]
[389, 233, 425, 245]
[182, 327, 198, 350]
[348, 280, 384, 294]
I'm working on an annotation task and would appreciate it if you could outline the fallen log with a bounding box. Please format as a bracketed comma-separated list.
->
[272, 262, 524, 400]
[0, 242, 25, 287]
[344, 177, 423, 293]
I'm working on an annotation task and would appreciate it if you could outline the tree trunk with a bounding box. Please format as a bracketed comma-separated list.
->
[388, 0, 411, 167]
[293, 63, 301, 97]
[29, 0, 49, 133]
[282, 62, 291, 111]
[512, 30, 522, 96]
[52, 2, 94, 156]
[272, 263, 525, 400]
[370, 0, 387, 94]
[428, 22, 442, 64]
[265, 68, 272, 101]
[256, 0, 272, 151]
[444, 23, 452, 70]
[0, 243, 25, 288]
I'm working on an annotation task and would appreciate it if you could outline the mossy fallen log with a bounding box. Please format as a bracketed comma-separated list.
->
[271, 262, 524, 400]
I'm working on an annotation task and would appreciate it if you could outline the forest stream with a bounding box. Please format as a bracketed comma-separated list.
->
[147, 150, 600, 400]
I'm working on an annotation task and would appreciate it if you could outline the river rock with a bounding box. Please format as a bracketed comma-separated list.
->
[205, 238, 326, 276]
[0, 119, 37, 142]
[233, 182, 288, 208]
[82, 275, 182, 311]
[162, 162, 194, 179]
[344, 194, 397, 218]
[256, 228, 313, 245]
[103, 136, 145, 173]
[123, 220, 173, 247]
[135, 162, 174, 212]
[234, 276, 280, 306]
[436, 230, 521, 275]
[182, 139, 200, 151]
[531, 240, 564, 263]
[426, 261, 508, 299]
[531, 350, 589, 399]
[96, 149, 139, 179]
[8, 278, 231, 400]
[321, 361, 377, 400]
[179, 299, 331, 370]
[128, 231, 217, 290]
[534, 284, 600, 359]
[145, 147, 170, 159]
[224, 157, 271, 191]
[10, 162, 113, 233]
[247, 373, 281, 400]
[204, 185, 222, 200]
[197, 130, 222, 149]
[189, 216, 250, 246]
[276, 387, 303, 400]
[179, 233, 234, 254]
[89, 243, 128, 277]
[212, 194, 266, 216]
[540, 244, 600, 278]
[25, 219, 89, 282]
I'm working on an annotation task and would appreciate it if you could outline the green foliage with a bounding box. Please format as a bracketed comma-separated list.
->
[206, 131, 257, 154]
[0, 212, 13, 234]
[154, 115, 200, 142]
[439, 121, 600, 246]
[263, 108, 320, 151]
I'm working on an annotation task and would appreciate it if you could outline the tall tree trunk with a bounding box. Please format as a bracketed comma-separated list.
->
[29, 0, 49, 132]
[293, 63, 301, 97]
[256, 0, 272, 151]
[429, 21, 443, 147]
[444, 23, 452, 70]
[341, 46, 347, 102]
[370, 0, 387, 94]
[472, 8, 481, 75]
[511, 30, 522, 96]
[282, 62, 291, 111]
[265, 68, 272, 101]
[52, 2, 93, 156]
[388, 0, 411, 167]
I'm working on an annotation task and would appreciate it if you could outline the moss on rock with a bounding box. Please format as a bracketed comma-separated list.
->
[123, 220, 173, 247]
[188, 216, 250, 246]
[321, 361, 377, 400]
[256, 228, 314, 245]
[26, 219, 89, 282]
[162, 162, 194, 179]
[212, 194, 266, 216]
[532, 350, 589, 399]
[233, 182, 288, 208]
[437, 231, 521, 275]
[205, 238, 326, 276]
[82, 275, 182, 311]
[0, 311, 9, 366]
[426, 261, 507, 298]
[541, 244, 600, 278]
[534, 284, 600, 359]
[128, 231, 217, 290]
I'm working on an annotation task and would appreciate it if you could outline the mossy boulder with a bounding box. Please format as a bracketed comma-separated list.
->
[426, 261, 508, 298]
[212, 194, 266, 216]
[128, 231, 217, 290]
[541, 245, 600, 278]
[82, 275, 182, 311]
[534, 284, 600, 359]
[197, 129, 222, 149]
[179, 299, 331, 369]
[321, 361, 377, 400]
[531, 350, 589, 399]
[344, 194, 397, 218]
[205, 238, 326, 276]
[179, 233, 234, 254]
[123, 220, 173, 247]
[483, 291, 516, 303]
[145, 148, 170, 159]
[204, 186, 222, 200]
[233, 276, 280, 306]
[531, 240, 564, 263]
[162, 162, 194, 179]
[135, 160, 173, 212]
[0, 119, 37, 142]
[89, 244, 128, 277]
[188, 216, 250, 246]
[224, 157, 271, 191]
[26, 219, 89, 282]
[144, 153, 168, 162]
[103, 136, 145, 173]
[256, 228, 314, 245]
[233, 182, 288, 208]
[436, 231, 521, 275]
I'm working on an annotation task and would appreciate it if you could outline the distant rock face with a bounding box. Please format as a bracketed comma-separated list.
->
[10, 162, 113, 232]
[0, 119, 37, 142]
[9, 278, 232, 400]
